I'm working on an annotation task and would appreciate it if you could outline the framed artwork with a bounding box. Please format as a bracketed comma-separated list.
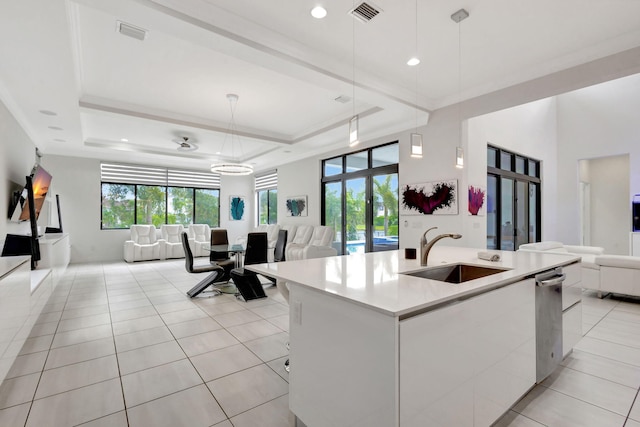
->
[229, 196, 245, 221]
[286, 195, 308, 217]
[401, 179, 458, 215]
[468, 185, 486, 216]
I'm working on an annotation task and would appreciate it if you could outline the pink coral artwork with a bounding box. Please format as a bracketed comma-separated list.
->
[468, 185, 486, 216]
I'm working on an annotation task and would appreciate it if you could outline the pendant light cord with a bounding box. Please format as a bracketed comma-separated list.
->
[414, 0, 418, 133]
[352, 0, 356, 119]
[458, 18, 462, 148]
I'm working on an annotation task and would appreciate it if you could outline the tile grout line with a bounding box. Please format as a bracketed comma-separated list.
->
[623, 387, 640, 426]
[22, 269, 77, 427]
[135, 261, 235, 424]
[104, 263, 132, 427]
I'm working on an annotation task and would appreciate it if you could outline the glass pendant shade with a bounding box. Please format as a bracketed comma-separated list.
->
[456, 147, 464, 168]
[349, 115, 360, 146]
[410, 133, 423, 158]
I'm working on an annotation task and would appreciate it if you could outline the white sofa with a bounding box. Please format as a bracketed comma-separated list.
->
[187, 224, 211, 257]
[124, 225, 162, 262]
[592, 255, 640, 298]
[518, 241, 604, 292]
[160, 224, 185, 259]
[286, 225, 337, 260]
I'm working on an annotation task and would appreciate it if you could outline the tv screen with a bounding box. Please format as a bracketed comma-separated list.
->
[18, 165, 52, 222]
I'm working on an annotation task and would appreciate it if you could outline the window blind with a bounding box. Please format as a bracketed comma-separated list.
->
[101, 163, 220, 188]
[255, 170, 277, 191]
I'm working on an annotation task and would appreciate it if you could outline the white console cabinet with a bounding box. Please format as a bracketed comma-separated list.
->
[38, 233, 70, 286]
[0, 257, 33, 384]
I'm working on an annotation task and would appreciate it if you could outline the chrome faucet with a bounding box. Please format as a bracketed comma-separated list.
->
[420, 227, 462, 266]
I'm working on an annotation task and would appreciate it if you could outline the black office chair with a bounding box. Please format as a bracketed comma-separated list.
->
[209, 228, 235, 282]
[181, 232, 224, 298]
[230, 232, 268, 301]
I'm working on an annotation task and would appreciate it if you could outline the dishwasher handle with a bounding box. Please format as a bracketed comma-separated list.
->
[536, 274, 566, 287]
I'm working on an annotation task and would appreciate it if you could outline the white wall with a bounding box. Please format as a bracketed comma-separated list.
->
[276, 156, 321, 226]
[467, 98, 559, 247]
[556, 73, 640, 246]
[40, 155, 254, 263]
[219, 174, 253, 244]
[580, 155, 630, 254]
[0, 99, 37, 241]
[41, 155, 116, 263]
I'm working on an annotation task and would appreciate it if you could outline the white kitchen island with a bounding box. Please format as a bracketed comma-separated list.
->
[248, 247, 582, 427]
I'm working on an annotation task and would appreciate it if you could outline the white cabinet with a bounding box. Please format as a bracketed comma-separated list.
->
[631, 232, 640, 256]
[399, 279, 536, 426]
[0, 258, 32, 384]
[561, 262, 582, 358]
[38, 233, 70, 286]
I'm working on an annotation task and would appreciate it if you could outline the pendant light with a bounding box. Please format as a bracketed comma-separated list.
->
[348, 0, 360, 147]
[211, 94, 254, 176]
[410, 0, 423, 158]
[452, 9, 468, 169]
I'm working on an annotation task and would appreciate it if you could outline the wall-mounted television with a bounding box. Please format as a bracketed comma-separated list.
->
[18, 165, 52, 222]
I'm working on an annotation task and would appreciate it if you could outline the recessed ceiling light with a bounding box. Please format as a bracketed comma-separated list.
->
[48, 126, 63, 131]
[53, 139, 66, 143]
[407, 57, 420, 66]
[284, 150, 292, 153]
[311, 6, 327, 19]
[121, 138, 129, 142]
[39, 110, 57, 116]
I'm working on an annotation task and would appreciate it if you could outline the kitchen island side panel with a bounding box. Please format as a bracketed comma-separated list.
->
[289, 284, 399, 427]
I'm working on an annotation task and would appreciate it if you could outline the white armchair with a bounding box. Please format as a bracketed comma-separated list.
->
[187, 224, 211, 257]
[286, 225, 337, 260]
[160, 224, 185, 259]
[124, 225, 161, 262]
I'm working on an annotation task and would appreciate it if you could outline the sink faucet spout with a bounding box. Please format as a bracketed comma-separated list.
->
[420, 227, 462, 266]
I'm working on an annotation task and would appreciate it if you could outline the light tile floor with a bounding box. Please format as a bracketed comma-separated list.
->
[0, 260, 639, 426]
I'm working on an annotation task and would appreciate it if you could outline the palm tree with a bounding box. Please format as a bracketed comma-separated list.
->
[373, 175, 398, 236]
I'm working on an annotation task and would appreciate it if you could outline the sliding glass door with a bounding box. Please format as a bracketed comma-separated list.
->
[322, 143, 399, 255]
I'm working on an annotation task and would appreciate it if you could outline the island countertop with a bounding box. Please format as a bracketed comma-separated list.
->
[247, 246, 579, 317]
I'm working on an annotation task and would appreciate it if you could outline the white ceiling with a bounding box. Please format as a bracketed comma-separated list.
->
[2, 0, 640, 173]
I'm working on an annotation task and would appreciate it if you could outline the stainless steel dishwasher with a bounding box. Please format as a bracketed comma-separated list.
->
[535, 267, 565, 382]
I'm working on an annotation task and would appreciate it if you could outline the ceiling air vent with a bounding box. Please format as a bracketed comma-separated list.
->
[349, 2, 382, 23]
[334, 95, 351, 104]
[116, 21, 147, 41]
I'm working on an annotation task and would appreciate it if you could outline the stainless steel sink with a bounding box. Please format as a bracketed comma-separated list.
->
[402, 263, 507, 284]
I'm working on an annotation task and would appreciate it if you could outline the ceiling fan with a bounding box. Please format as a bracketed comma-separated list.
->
[172, 136, 198, 152]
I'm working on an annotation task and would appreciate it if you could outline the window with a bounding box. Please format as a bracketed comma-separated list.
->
[101, 183, 135, 228]
[100, 163, 220, 229]
[487, 146, 541, 250]
[322, 142, 399, 255]
[255, 170, 278, 225]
